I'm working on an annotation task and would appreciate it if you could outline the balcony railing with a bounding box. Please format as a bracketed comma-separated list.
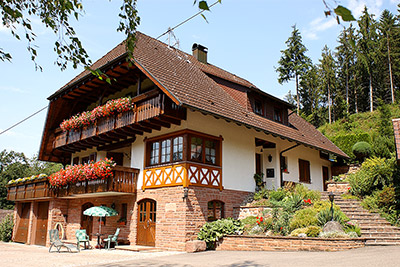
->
[53, 94, 185, 149]
[143, 162, 223, 191]
[7, 166, 139, 201]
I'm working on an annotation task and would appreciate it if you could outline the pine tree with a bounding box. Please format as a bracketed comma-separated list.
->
[277, 25, 311, 114]
[318, 45, 336, 123]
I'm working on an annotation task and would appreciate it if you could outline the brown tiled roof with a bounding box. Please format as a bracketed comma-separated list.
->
[392, 119, 400, 161]
[52, 32, 348, 158]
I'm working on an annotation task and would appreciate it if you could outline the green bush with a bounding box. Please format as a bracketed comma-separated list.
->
[269, 188, 286, 202]
[292, 184, 321, 202]
[377, 186, 396, 213]
[290, 227, 307, 236]
[319, 231, 349, 238]
[313, 200, 339, 213]
[349, 157, 396, 197]
[251, 199, 270, 206]
[198, 218, 244, 249]
[289, 208, 318, 231]
[317, 207, 349, 226]
[305, 226, 321, 237]
[344, 221, 361, 237]
[271, 208, 291, 236]
[361, 191, 380, 212]
[0, 214, 14, 242]
[352, 141, 372, 161]
[372, 135, 395, 159]
[253, 188, 269, 201]
[329, 132, 371, 161]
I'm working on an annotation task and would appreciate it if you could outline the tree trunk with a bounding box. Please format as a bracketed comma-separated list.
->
[369, 73, 373, 112]
[295, 73, 300, 114]
[387, 34, 395, 104]
[345, 63, 349, 114]
[354, 74, 358, 113]
[328, 84, 331, 124]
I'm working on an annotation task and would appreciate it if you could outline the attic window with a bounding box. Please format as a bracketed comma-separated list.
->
[254, 100, 263, 116]
[274, 108, 282, 123]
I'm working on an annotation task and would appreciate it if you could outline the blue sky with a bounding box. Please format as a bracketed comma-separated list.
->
[0, 0, 398, 158]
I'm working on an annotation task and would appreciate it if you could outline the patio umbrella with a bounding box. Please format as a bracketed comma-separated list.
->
[83, 206, 118, 234]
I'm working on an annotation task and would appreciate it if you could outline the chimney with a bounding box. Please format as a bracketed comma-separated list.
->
[192, 43, 208, 64]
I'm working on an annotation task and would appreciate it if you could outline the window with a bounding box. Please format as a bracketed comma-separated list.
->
[274, 108, 282, 123]
[81, 156, 90, 164]
[254, 100, 263, 116]
[208, 200, 224, 222]
[148, 136, 183, 166]
[146, 130, 222, 167]
[81, 153, 97, 164]
[299, 159, 310, 183]
[73, 157, 79, 165]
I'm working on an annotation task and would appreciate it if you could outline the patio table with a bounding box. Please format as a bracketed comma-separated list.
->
[93, 233, 104, 249]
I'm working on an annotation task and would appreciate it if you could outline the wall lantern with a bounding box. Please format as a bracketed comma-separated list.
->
[268, 154, 273, 162]
[183, 187, 189, 200]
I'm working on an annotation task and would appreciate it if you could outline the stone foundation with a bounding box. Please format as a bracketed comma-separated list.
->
[233, 206, 272, 220]
[216, 235, 366, 251]
[327, 182, 351, 194]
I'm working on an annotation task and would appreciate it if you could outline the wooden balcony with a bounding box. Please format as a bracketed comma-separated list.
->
[53, 93, 186, 152]
[143, 162, 223, 191]
[7, 166, 139, 201]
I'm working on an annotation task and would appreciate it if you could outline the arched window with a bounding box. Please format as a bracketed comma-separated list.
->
[207, 200, 224, 222]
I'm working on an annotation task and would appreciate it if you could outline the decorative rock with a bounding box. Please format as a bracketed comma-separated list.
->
[185, 240, 206, 253]
[323, 221, 345, 233]
[298, 233, 307, 238]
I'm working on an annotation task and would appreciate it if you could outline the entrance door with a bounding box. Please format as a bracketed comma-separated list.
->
[35, 201, 49, 246]
[137, 199, 156, 246]
[81, 202, 94, 237]
[14, 203, 30, 243]
[322, 166, 329, 191]
[255, 153, 262, 174]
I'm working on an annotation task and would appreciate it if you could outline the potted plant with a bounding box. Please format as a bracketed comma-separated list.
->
[117, 217, 127, 226]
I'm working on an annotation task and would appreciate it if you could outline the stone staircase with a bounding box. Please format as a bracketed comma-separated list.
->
[321, 192, 400, 246]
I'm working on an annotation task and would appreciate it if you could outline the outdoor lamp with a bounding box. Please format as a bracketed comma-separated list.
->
[268, 154, 273, 162]
[328, 191, 335, 221]
[183, 187, 189, 200]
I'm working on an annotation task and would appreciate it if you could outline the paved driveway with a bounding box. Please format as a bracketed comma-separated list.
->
[90, 246, 400, 267]
[2, 242, 400, 267]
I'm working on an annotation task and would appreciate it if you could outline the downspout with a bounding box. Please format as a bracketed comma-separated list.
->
[279, 144, 300, 187]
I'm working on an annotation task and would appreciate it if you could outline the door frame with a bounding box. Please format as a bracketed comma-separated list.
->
[34, 201, 49, 246]
[322, 166, 329, 191]
[81, 202, 94, 237]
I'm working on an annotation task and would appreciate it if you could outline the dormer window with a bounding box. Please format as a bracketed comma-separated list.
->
[254, 100, 263, 116]
[274, 108, 282, 123]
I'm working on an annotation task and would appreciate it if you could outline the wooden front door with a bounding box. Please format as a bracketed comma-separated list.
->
[81, 202, 94, 237]
[255, 153, 262, 174]
[322, 166, 329, 191]
[137, 199, 156, 246]
[14, 202, 30, 243]
[35, 201, 49, 246]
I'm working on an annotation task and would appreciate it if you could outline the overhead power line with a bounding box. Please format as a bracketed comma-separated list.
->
[156, 1, 221, 40]
[0, 105, 48, 136]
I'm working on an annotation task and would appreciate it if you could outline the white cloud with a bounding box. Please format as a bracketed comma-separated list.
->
[0, 86, 27, 94]
[347, 0, 383, 18]
[303, 17, 337, 40]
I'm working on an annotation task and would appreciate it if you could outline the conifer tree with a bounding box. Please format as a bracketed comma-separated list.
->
[277, 25, 311, 114]
[318, 45, 336, 123]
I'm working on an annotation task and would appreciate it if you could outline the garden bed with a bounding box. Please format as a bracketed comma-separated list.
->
[216, 235, 366, 252]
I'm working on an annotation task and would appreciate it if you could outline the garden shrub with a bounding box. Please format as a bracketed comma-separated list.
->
[0, 214, 14, 242]
[344, 221, 361, 237]
[317, 207, 349, 227]
[271, 208, 291, 236]
[341, 193, 359, 200]
[251, 199, 270, 206]
[290, 227, 307, 237]
[361, 191, 380, 212]
[289, 208, 318, 231]
[319, 231, 349, 238]
[329, 132, 371, 161]
[305, 226, 321, 237]
[313, 200, 339, 213]
[292, 184, 321, 202]
[241, 216, 258, 234]
[253, 188, 269, 201]
[372, 135, 395, 159]
[377, 186, 396, 213]
[269, 188, 286, 202]
[352, 141, 372, 161]
[198, 218, 243, 249]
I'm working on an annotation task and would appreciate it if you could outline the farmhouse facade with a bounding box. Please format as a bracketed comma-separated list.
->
[7, 32, 347, 250]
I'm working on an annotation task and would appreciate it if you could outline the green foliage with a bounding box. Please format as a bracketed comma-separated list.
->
[344, 221, 361, 237]
[291, 184, 321, 201]
[329, 133, 371, 160]
[253, 186, 268, 200]
[372, 135, 395, 159]
[313, 200, 339, 213]
[0, 214, 14, 242]
[197, 218, 244, 249]
[271, 208, 292, 236]
[241, 216, 258, 234]
[341, 193, 359, 200]
[317, 207, 349, 226]
[290, 227, 307, 237]
[349, 157, 396, 197]
[251, 199, 270, 206]
[352, 141, 372, 160]
[377, 186, 397, 213]
[289, 208, 318, 231]
[319, 231, 349, 238]
[305, 226, 321, 237]
[269, 188, 287, 202]
[361, 191, 380, 212]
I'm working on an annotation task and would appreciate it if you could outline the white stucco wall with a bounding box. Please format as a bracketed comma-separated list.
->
[70, 109, 332, 192]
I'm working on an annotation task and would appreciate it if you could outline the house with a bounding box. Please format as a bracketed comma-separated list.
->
[393, 118, 400, 165]
[7, 32, 348, 250]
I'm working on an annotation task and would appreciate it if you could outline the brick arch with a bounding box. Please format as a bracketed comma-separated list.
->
[207, 199, 225, 222]
[137, 198, 157, 246]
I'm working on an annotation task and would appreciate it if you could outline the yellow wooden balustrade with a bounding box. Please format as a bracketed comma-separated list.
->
[143, 162, 222, 191]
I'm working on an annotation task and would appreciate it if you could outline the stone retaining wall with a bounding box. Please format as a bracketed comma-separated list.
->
[232, 206, 272, 220]
[216, 235, 366, 252]
[327, 182, 351, 194]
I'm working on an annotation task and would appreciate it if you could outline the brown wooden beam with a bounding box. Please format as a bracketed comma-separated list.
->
[98, 137, 136, 151]
[149, 118, 170, 128]
[127, 124, 151, 133]
[139, 121, 161, 131]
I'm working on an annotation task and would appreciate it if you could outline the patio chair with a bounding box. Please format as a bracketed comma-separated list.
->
[49, 229, 77, 253]
[76, 229, 92, 251]
[103, 228, 120, 249]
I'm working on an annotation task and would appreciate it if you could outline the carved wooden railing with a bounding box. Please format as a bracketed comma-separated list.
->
[53, 94, 185, 149]
[7, 166, 139, 201]
[143, 162, 222, 191]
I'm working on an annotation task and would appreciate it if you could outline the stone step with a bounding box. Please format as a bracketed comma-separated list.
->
[360, 226, 400, 232]
[362, 232, 400, 238]
[346, 213, 382, 219]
